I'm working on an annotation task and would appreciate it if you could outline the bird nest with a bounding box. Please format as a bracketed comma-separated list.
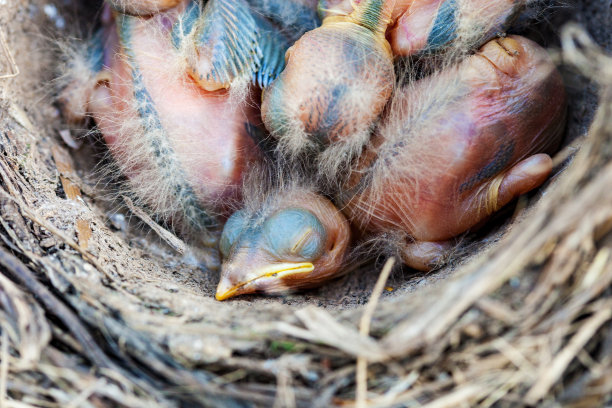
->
[1, 1, 612, 407]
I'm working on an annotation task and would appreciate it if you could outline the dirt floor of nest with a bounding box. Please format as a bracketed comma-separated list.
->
[0, 1, 612, 407]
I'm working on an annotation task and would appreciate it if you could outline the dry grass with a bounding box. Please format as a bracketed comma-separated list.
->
[0, 1, 611, 407]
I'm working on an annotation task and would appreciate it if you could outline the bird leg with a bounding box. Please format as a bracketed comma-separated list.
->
[401, 240, 453, 271]
[491, 154, 553, 214]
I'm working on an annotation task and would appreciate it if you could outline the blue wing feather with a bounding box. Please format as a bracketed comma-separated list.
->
[193, 0, 262, 86]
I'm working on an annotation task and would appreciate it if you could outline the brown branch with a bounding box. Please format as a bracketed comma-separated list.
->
[0, 246, 114, 370]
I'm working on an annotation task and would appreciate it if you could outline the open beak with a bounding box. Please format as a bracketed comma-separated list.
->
[215, 262, 315, 301]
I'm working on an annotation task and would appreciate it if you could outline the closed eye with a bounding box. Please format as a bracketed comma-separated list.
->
[264, 208, 327, 260]
[291, 228, 313, 255]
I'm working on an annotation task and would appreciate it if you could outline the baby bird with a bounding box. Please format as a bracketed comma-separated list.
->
[216, 35, 566, 299]
[341, 35, 566, 269]
[63, 3, 263, 241]
[320, 0, 537, 57]
[215, 174, 351, 300]
[261, 0, 396, 168]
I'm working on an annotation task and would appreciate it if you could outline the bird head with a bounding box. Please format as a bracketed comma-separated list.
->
[215, 191, 351, 300]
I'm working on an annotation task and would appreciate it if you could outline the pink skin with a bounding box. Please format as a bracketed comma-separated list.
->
[343, 36, 566, 269]
[106, 0, 182, 16]
[390, 0, 520, 56]
[387, 0, 444, 55]
[320, 0, 410, 19]
[261, 0, 396, 155]
[321, 0, 520, 56]
[89, 10, 261, 217]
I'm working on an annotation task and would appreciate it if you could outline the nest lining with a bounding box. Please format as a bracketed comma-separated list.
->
[0, 0, 611, 407]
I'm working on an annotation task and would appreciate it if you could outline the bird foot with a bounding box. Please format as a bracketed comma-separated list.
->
[493, 154, 553, 214]
[400, 240, 453, 271]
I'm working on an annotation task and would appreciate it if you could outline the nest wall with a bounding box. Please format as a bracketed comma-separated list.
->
[0, 0, 611, 407]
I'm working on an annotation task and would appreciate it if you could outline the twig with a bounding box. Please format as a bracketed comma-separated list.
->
[122, 196, 187, 255]
[0, 246, 114, 370]
[356, 258, 395, 408]
[420, 385, 483, 408]
[274, 358, 296, 408]
[0, 185, 124, 290]
[66, 378, 105, 408]
[552, 135, 585, 168]
[291, 307, 388, 361]
[0, 30, 19, 80]
[562, 24, 612, 84]
[525, 301, 612, 404]
[0, 330, 7, 408]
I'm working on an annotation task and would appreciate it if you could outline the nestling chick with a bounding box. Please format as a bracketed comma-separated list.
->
[261, 0, 396, 165]
[62, 4, 263, 241]
[341, 36, 566, 269]
[320, 0, 538, 57]
[216, 177, 351, 300]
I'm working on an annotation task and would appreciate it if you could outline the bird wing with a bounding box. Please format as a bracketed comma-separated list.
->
[247, 0, 321, 41]
[251, 14, 290, 88]
[193, 0, 262, 87]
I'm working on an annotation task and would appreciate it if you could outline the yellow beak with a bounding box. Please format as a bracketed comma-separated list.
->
[215, 262, 315, 301]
